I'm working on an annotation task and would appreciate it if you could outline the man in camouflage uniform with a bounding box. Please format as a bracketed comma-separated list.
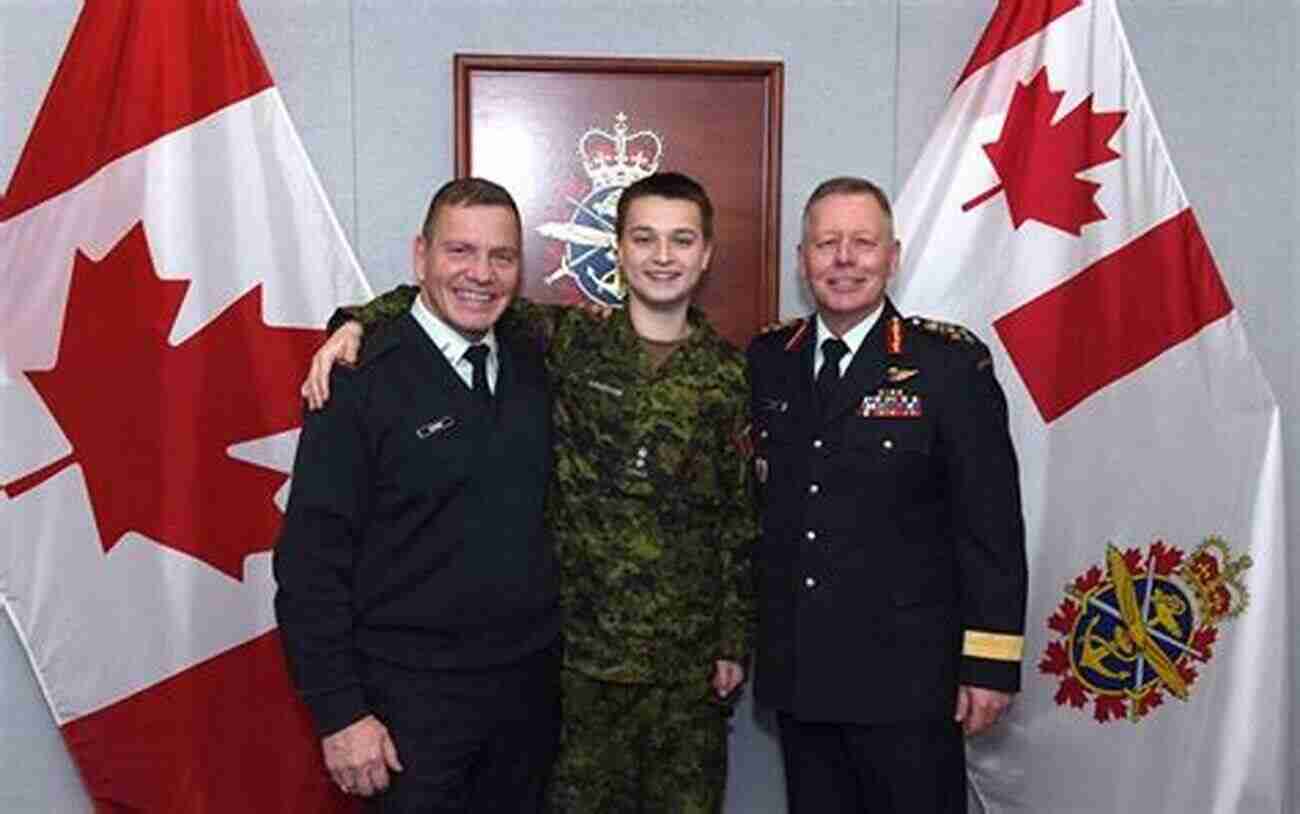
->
[302, 172, 755, 813]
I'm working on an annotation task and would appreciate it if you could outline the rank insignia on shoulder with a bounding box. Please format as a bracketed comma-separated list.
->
[908, 316, 980, 345]
[886, 317, 904, 355]
[861, 388, 922, 418]
[885, 366, 919, 383]
[760, 316, 802, 335]
[782, 318, 811, 352]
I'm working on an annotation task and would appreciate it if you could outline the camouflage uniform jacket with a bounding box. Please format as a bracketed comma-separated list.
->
[338, 286, 756, 687]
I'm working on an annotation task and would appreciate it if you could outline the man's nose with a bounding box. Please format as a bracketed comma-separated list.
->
[466, 255, 495, 281]
[834, 239, 852, 264]
[654, 238, 672, 263]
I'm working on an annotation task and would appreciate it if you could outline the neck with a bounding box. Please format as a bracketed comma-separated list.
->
[820, 302, 881, 339]
[627, 298, 691, 342]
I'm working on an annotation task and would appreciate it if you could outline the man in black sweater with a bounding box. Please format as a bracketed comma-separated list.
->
[274, 178, 560, 812]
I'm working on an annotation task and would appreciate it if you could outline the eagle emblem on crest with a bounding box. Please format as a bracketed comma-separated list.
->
[1039, 536, 1251, 723]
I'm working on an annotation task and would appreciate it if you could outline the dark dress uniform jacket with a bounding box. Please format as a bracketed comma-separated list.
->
[746, 300, 1027, 725]
[275, 314, 560, 736]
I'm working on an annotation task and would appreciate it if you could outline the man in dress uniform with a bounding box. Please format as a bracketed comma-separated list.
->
[746, 176, 1028, 813]
[275, 178, 562, 812]
[300, 172, 756, 812]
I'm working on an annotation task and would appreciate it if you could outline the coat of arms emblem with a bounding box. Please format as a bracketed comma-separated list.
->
[1039, 537, 1251, 723]
[537, 112, 663, 306]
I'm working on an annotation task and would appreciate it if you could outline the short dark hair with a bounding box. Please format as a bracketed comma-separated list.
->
[801, 176, 894, 237]
[421, 177, 521, 241]
[615, 171, 714, 242]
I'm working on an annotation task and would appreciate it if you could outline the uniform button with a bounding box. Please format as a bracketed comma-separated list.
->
[805, 530, 817, 541]
[882, 439, 894, 450]
[635, 459, 646, 468]
[812, 439, 823, 449]
[804, 577, 817, 588]
[637, 446, 649, 458]
[759, 429, 769, 440]
[808, 483, 820, 495]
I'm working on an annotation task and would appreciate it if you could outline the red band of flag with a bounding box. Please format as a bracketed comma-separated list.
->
[995, 208, 1232, 423]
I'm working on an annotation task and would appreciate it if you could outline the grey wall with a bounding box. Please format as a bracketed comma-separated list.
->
[2, 1, 1296, 811]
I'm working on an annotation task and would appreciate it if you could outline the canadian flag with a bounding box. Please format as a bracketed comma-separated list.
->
[895, 1, 1289, 812]
[0, 1, 370, 809]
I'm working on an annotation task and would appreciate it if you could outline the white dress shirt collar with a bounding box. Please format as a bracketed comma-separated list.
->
[409, 295, 499, 390]
[814, 302, 884, 376]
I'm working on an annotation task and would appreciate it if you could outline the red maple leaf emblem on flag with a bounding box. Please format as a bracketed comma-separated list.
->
[5, 222, 321, 579]
[962, 67, 1126, 235]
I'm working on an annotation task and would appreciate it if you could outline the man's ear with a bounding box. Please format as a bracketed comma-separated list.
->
[411, 235, 430, 282]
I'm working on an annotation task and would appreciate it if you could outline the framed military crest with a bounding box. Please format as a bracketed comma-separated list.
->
[454, 54, 783, 348]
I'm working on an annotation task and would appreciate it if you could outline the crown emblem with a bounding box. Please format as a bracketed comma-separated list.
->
[1179, 536, 1251, 624]
[537, 111, 668, 307]
[579, 112, 663, 192]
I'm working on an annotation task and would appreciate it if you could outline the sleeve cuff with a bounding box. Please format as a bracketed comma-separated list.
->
[962, 629, 1023, 662]
[304, 683, 369, 737]
[326, 306, 360, 336]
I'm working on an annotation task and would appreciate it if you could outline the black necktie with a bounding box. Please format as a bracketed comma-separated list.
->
[464, 343, 491, 404]
[816, 338, 849, 410]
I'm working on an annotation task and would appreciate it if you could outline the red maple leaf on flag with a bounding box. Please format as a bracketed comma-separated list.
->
[1054, 675, 1089, 709]
[1073, 564, 1104, 594]
[1121, 547, 1145, 575]
[1151, 539, 1184, 575]
[1093, 693, 1127, 723]
[1135, 686, 1164, 717]
[1047, 598, 1080, 635]
[5, 222, 322, 579]
[962, 67, 1126, 235]
[1038, 640, 1071, 676]
[1191, 625, 1219, 659]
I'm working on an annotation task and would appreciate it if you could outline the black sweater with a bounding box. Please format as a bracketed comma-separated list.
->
[274, 315, 559, 736]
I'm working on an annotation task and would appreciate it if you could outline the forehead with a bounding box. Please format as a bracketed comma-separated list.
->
[623, 195, 703, 231]
[432, 203, 520, 244]
[805, 193, 891, 235]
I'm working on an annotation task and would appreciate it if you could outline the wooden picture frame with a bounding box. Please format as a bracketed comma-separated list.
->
[454, 54, 783, 348]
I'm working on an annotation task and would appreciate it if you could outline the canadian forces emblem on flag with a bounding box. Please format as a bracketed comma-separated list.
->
[1039, 537, 1252, 723]
[536, 112, 663, 307]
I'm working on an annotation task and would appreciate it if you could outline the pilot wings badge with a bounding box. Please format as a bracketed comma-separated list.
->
[537, 112, 663, 307]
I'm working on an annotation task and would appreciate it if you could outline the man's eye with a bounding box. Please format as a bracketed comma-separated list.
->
[673, 236, 695, 248]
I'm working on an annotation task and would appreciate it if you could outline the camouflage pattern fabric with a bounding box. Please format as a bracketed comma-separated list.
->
[340, 286, 756, 805]
[549, 668, 729, 814]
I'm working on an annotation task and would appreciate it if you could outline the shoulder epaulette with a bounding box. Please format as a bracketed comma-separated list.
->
[779, 317, 811, 352]
[906, 316, 982, 346]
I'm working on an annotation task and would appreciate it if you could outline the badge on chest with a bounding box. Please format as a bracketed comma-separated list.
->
[860, 388, 922, 419]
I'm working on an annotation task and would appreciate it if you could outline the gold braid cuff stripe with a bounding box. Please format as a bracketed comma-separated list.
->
[963, 630, 1024, 662]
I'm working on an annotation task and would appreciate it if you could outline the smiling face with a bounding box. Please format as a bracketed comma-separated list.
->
[800, 192, 900, 336]
[411, 203, 521, 340]
[618, 195, 713, 313]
